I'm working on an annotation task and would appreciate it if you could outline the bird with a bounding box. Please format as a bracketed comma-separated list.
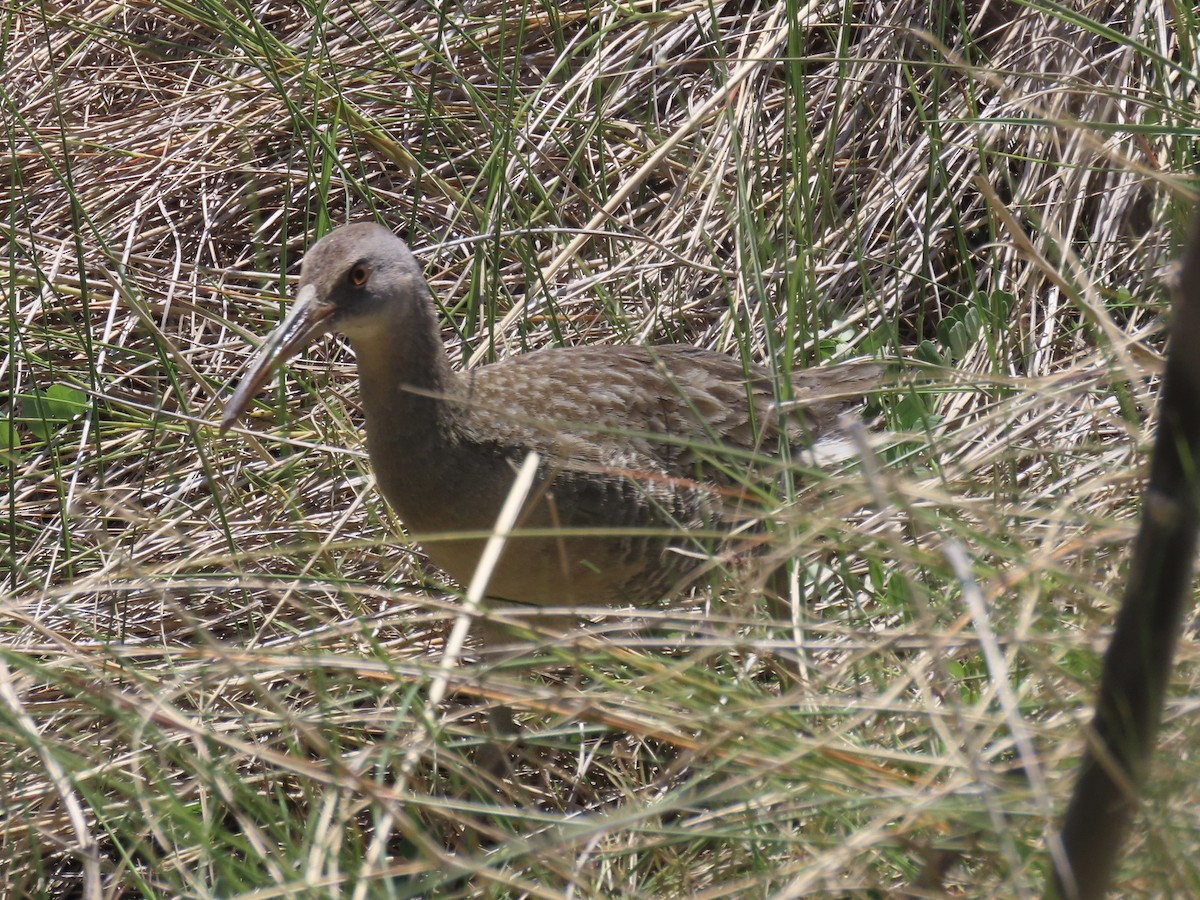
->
[220, 222, 881, 635]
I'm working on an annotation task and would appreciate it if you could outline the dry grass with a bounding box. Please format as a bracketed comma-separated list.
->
[1, 0, 1197, 897]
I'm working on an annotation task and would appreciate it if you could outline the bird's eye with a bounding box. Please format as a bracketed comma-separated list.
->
[349, 264, 371, 287]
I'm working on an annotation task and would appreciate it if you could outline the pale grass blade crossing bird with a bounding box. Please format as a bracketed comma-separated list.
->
[220, 222, 883, 641]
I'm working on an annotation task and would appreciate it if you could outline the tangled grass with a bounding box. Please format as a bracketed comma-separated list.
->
[2, 1, 1197, 896]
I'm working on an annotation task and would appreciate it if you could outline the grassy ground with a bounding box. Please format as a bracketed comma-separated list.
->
[2, 0, 1197, 896]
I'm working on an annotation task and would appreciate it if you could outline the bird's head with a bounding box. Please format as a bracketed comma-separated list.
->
[219, 222, 426, 434]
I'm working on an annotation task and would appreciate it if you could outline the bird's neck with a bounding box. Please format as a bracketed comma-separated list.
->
[347, 308, 463, 449]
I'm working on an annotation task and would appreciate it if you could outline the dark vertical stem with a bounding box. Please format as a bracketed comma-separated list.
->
[1049, 213, 1200, 899]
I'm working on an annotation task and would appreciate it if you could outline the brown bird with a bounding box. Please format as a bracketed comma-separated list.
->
[221, 222, 879, 629]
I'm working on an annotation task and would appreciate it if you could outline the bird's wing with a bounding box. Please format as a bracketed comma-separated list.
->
[451, 345, 879, 477]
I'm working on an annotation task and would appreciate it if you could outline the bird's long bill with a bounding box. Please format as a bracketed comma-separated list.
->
[219, 284, 335, 434]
